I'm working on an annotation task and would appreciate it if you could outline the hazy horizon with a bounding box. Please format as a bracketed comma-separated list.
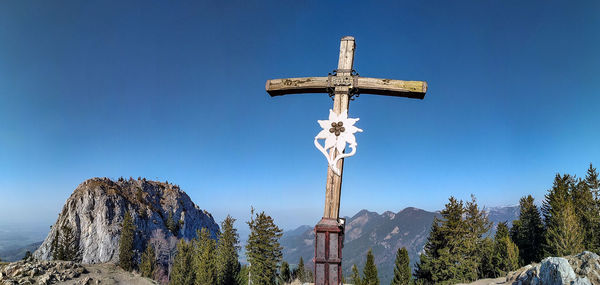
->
[0, 176, 523, 236]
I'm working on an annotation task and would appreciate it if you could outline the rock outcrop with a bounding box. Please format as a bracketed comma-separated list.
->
[506, 251, 600, 285]
[0, 260, 86, 284]
[33, 177, 219, 264]
[0, 260, 157, 285]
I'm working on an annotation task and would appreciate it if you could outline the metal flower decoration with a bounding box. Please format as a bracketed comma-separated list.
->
[314, 109, 363, 175]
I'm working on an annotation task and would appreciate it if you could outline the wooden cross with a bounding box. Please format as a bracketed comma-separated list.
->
[266, 36, 427, 220]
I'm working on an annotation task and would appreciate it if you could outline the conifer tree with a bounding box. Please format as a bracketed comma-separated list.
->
[237, 264, 249, 285]
[463, 195, 491, 280]
[296, 257, 306, 282]
[216, 216, 241, 285]
[414, 244, 432, 282]
[52, 223, 79, 261]
[22, 251, 32, 261]
[245, 208, 283, 285]
[415, 196, 492, 283]
[542, 174, 586, 256]
[119, 210, 136, 271]
[510, 195, 544, 265]
[306, 270, 314, 283]
[572, 179, 598, 252]
[61, 224, 79, 261]
[542, 174, 575, 256]
[362, 249, 379, 285]
[495, 222, 509, 241]
[477, 237, 495, 279]
[543, 174, 574, 216]
[491, 222, 519, 277]
[140, 243, 156, 278]
[577, 164, 600, 252]
[545, 200, 583, 256]
[415, 197, 468, 284]
[50, 229, 60, 260]
[170, 239, 196, 285]
[585, 163, 600, 198]
[391, 247, 411, 285]
[586, 164, 600, 252]
[279, 261, 291, 284]
[166, 212, 178, 235]
[194, 228, 217, 285]
[351, 264, 362, 285]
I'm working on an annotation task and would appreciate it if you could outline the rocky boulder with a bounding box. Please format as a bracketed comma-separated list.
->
[539, 257, 577, 284]
[33, 177, 219, 264]
[0, 260, 86, 284]
[0, 261, 157, 285]
[507, 251, 600, 285]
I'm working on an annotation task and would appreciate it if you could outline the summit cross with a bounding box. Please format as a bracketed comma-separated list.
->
[266, 36, 427, 285]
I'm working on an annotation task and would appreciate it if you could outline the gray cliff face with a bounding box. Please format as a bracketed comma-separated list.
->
[33, 177, 219, 264]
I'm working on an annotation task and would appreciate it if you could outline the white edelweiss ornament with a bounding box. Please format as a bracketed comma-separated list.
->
[314, 109, 363, 176]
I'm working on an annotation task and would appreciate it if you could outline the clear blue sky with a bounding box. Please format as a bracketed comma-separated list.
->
[1, 1, 599, 230]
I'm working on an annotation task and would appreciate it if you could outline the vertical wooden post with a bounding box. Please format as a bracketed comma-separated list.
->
[323, 36, 355, 219]
[315, 36, 355, 285]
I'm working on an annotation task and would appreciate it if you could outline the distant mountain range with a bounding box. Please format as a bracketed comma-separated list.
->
[0, 224, 48, 262]
[0, 242, 42, 262]
[280, 205, 519, 285]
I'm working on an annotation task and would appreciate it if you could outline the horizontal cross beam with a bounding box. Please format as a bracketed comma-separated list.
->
[265, 76, 427, 99]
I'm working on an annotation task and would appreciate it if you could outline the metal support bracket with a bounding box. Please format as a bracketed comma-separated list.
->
[327, 69, 360, 100]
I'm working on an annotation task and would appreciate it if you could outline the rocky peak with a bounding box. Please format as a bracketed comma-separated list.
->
[382, 211, 396, 220]
[33, 177, 219, 264]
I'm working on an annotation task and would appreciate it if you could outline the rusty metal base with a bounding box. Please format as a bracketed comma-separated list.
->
[314, 218, 345, 285]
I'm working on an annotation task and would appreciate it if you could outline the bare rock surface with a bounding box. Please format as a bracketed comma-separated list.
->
[0, 260, 156, 284]
[33, 177, 219, 264]
[506, 252, 599, 285]
[1, 260, 85, 284]
[463, 251, 600, 285]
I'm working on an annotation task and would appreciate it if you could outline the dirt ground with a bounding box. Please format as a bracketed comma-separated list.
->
[456, 277, 508, 285]
[58, 263, 157, 285]
[52, 265, 508, 285]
